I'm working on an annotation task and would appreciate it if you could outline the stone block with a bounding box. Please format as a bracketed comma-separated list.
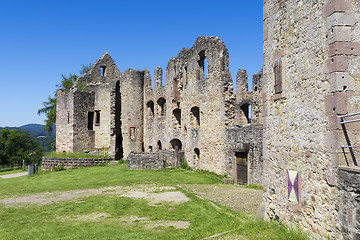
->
[327, 12, 360, 29]
[328, 42, 360, 57]
[328, 116, 340, 130]
[335, 92, 349, 115]
[263, 1, 269, 20]
[325, 94, 336, 116]
[329, 72, 356, 92]
[325, 56, 348, 73]
[327, 26, 352, 44]
[324, 0, 352, 18]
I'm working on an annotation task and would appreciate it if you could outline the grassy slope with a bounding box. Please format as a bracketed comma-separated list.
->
[0, 165, 308, 240]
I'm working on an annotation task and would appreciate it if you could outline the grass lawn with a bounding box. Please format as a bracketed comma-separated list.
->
[0, 164, 308, 240]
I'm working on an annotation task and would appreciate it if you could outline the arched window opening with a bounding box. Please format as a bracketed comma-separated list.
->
[149, 146, 153, 152]
[157, 140, 162, 150]
[196, 50, 207, 80]
[147, 101, 154, 117]
[157, 98, 166, 116]
[190, 106, 200, 127]
[240, 103, 251, 124]
[194, 148, 200, 162]
[173, 108, 181, 128]
[170, 139, 182, 151]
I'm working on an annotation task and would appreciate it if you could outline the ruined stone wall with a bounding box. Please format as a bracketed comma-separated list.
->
[41, 157, 112, 169]
[56, 89, 74, 153]
[262, 0, 360, 238]
[143, 37, 234, 175]
[337, 166, 360, 239]
[120, 69, 145, 158]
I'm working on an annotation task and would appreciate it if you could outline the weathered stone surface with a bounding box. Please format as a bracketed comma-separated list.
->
[41, 157, 112, 169]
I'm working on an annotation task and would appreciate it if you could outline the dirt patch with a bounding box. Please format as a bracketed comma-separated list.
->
[62, 213, 190, 230]
[180, 184, 262, 213]
[0, 185, 190, 207]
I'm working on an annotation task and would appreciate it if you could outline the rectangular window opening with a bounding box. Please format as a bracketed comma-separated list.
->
[95, 110, 100, 126]
[100, 66, 106, 76]
[88, 112, 94, 130]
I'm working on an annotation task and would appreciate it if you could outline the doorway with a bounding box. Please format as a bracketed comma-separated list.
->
[235, 151, 248, 185]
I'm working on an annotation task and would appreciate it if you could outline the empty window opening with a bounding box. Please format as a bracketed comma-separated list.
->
[184, 66, 188, 85]
[147, 101, 154, 117]
[95, 110, 100, 126]
[194, 148, 200, 162]
[157, 140, 162, 150]
[88, 112, 94, 130]
[100, 66, 106, 76]
[235, 151, 248, 185]
[274, 58, 282, 94]
[173, 108, 181, 128]
[240, 103, 251, 124]
[130, 127, 136, 140]
[157, 98, 166, 116]
[67, 112, 70, 124]
[197, 50, 207, 80]
[149, 146, 153, 152]
[191, 106, 200, 127]
[170, 139, 182, 151]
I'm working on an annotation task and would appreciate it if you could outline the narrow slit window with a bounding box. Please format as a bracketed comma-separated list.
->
[88, 112, 94, 130]
[100, 66, 106, 76]
[274, 58, 282, 94]
[95, 110, 100, 126]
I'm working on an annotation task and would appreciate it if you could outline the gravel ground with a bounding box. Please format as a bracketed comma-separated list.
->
[180, 184, 262, 213]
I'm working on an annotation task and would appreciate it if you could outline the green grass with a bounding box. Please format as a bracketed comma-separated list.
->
[45, 151, 111, 158]
[0, 165, 308, 240]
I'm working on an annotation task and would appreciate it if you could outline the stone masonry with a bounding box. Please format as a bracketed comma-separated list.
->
[55, 4, 360, 238]
[56, 36, 263, 185]
[262, 0, 360, 239]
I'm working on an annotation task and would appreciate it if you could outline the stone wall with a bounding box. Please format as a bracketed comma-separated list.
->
[127, 151, 184, 170]
[41, 157, 113, 169]
[337, 166, 360, 239]
[142, 36, 263, 182]
[262, 0, 360, 239]
[56, 37, 263, 184]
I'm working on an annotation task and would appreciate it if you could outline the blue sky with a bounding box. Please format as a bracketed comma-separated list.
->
[0, 0, 263, 127]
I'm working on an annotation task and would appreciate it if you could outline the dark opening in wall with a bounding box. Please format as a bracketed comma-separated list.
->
[170, 139, 182, 151]
[197, 50, 207, 80]
[157, 98, 166, 116]
[191, 106, 200, 127]
[173, 108, 181, 127]
[100, 66, 106, 76]
[147, 101, 154, 117]
[194, 148, 200, 161]
[157, 140, 162, 150]
[88, 112, 94, 130]
[130, 127, 136, 140]
[240, 103, 251, 124]
[274, 58, 282, 94]
[67, 112, 70, 124]
[95, 110, 100, 126]
[149, 146, 153, 152]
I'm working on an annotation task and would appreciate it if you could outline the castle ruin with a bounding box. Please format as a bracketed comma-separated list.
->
[56, 36, 263, 185]
[55, 0, 360, 238]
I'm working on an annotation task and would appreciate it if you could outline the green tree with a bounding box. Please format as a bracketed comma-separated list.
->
[38, 64, 92, 133]
[0, 129, 43, 167]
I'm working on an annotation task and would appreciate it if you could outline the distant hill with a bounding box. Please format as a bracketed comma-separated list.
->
[0, 124, 56, 138]
[0, 124, 56, 152]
